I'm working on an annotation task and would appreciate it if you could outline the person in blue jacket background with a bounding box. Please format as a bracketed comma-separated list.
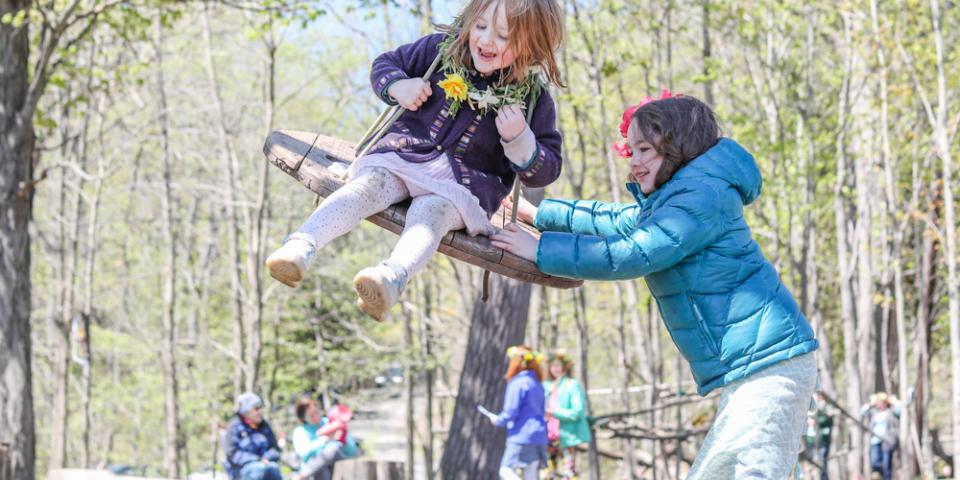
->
[490, 345, 548, 480]
[492, 93, 819, 479]
[225, 392, 282, 480]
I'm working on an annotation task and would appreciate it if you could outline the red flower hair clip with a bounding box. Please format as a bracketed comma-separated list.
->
[614, 89, 679, 158]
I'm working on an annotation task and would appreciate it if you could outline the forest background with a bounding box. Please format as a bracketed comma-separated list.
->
[1, 0, 958, 479]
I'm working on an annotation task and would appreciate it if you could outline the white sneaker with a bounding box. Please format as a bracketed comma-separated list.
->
[353, 261, 408, 321]
[265, 235, 316, 288]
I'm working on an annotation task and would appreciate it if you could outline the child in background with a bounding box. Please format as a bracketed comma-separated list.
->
[543, 351, 590, 478]
[325, 403, 353, 444]
[490, 345, 548, 480]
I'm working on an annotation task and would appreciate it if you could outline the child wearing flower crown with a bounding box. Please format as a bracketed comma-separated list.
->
[266, 0, 565, 320]
[543, 350, 590, 478]
[490, 345, 548, 480]
[492, 94, 819, 478]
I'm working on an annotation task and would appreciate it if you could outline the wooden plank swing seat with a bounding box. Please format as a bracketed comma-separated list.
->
[263, 129, 583, 289]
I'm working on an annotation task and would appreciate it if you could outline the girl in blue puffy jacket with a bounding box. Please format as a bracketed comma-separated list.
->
[492, 94, 819, 479]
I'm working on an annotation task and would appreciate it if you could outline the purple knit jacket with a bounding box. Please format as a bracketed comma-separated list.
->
[368, 33, 563, 216]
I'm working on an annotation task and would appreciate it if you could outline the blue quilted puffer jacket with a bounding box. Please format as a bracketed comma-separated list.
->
[535, 138, 818, 395]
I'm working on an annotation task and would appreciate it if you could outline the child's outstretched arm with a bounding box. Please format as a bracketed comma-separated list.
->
[502, 192, 641, 237]
[534, 198, 641, 236]
[370, 33, 444, 106]
[537, 187, 727, 280]
[500, 89, 563, 188]
[494, 185, 731, 280]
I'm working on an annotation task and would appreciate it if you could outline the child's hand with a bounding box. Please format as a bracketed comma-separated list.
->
[501, 195, 538, 224]
[495, 104, 527, 142]
[490, 223, 539, 262]
[388, 78, 432, 111]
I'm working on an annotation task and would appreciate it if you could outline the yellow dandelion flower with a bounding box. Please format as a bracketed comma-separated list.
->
[438, 73, 468, 102]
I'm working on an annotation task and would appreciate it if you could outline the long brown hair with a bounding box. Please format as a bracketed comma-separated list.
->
[504, 345, 543, 382]
[295, 395, 316, 424]
[630, 96, 720, 188]
[438, 0, 565, 87]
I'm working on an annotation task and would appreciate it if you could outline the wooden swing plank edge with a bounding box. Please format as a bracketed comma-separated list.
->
[263, 129, 583, 289]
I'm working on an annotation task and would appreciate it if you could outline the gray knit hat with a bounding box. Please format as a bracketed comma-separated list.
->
[235, 392, 263, 414]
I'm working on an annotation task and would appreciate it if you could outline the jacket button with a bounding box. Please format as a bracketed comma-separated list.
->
[436, 145, 442, 151]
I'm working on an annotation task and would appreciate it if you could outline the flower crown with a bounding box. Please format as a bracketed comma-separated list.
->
[436, 29, 542, 117]
[613, 89, 680, 159]
[548, 350, 573, 366]
[507, 346, 545, 363]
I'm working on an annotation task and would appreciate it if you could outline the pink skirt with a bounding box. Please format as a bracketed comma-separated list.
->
[347, 151, 496, 236]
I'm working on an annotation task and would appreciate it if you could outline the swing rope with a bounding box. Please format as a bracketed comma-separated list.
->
[354, 53, 444, 159]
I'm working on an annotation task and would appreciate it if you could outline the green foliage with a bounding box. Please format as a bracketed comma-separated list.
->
[23, 0, 960, 476]
[1, 9, 26, 28]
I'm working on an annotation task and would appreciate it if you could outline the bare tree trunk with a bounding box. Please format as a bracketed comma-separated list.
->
[528, 285, 543, 352]
[440, 275, 531, 479]
[546, 287, 560, 351]
[854, 95, 877, 450]
[914, 156, 938, 479]
[0, 0, 36, 476]
[201, 4, 247, 394]
[311, 317, 329, 411]
[418, 0, 432, 35]
[915, 180, 937, 478]
[868, 1, 912, 474]
[382, 0, 393, 49]
[80, 202, 97, 468]
[50, 81, 85, 470]
[835, 13, 863, 476]
[77, 41, 105, 468]
[927, 2, 960, 478]
[796, 4, 839, 400]
[404, 305, 417, 480]
[700, 0, 714, 106]
[628, 284, 654, 387]
[50, 148, 72, 470]
[646, 296, 663, 480]
[405, 10, 435, 475]
[615, 284, 638, 479]
[421, 277, 436, 480]
[573, 288, 601, 480]
[243, 11, 281, 397]
[155, 11, 181, 477]
[570, 0, 617, 206]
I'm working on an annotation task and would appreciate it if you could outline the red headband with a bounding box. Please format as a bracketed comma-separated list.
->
[613, 89, 679, 158]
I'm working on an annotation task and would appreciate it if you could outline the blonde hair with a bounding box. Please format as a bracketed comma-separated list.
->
[439, 0, 565, 87]
[504, 345, 543, 382]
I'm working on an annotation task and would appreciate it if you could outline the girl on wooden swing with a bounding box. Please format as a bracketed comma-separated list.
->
[266, 0, 565, 320]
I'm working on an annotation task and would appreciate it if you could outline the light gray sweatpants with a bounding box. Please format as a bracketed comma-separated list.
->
[686, 353, 817, 479]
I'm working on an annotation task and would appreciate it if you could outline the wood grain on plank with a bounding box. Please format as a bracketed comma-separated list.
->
[264, 130, 582, 289]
